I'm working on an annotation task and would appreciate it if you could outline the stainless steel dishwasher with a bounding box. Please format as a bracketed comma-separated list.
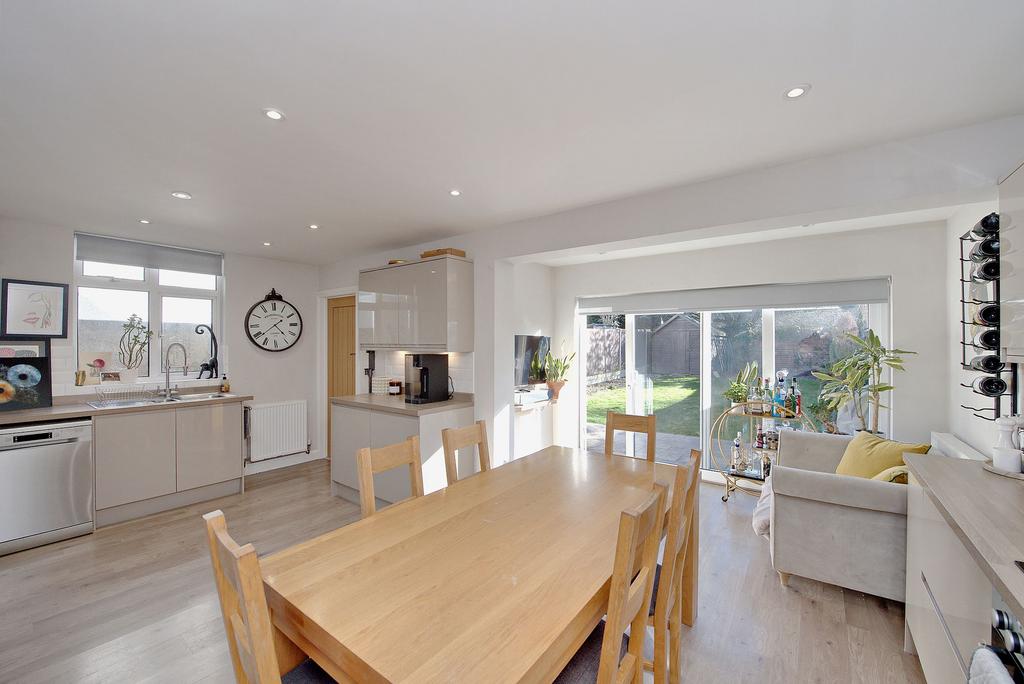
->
[0, 420, 94, 556]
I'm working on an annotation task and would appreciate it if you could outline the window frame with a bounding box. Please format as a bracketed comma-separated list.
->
[74, 260, 223, 381]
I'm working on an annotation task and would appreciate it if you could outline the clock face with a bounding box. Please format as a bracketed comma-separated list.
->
[245, 297, 302, 351]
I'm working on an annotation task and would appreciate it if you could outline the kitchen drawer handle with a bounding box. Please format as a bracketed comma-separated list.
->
[921, 571, 969, 678]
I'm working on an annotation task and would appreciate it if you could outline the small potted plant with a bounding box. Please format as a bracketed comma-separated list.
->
[723, 361, 759, 412]
[543, 350, 576, 403]
[118, 313, 153, 384]
[812, 329, 914, 435]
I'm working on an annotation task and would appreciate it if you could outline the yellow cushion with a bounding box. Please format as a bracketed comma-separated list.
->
[871, 465, 910, 484]
[835, 431, 930, 479]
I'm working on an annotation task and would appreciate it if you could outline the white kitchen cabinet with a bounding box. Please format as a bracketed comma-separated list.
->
[175, 403, 243, 491]
[358, 267, 399, 348]
[1000, 162, 1024, 357]
[95, 411, 177, 508]
[358, 256, 473, 351]
[330, 400, 475, 505]
[904, 474, 990, 683]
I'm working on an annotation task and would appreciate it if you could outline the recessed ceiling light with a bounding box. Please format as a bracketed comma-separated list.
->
[138, 219, 150, 224]
[309, 224, 319, 230]
[785, 84, 811, 99]
[170, 191, 192, 200]
[263, 242, 272, 247]
[449, 189, 461, 197]
[263, 108, 285, 121]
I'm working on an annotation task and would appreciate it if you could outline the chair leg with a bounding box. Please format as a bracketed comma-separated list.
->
[778, 571, 791, 587]
[653, 613, 668, 684]
[668, 598, 683, 684]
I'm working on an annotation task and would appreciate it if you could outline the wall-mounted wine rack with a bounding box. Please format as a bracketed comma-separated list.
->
[959, 212, 1018, 421]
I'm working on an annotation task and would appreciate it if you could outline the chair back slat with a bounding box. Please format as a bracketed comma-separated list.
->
[598, 484, 667, 684]
[604, 411, 657, 462]
[650, 448, 702, 683]
[357, 436, 424, 517]
[441, 420, 491, 485]
[203, 510, 282, 684]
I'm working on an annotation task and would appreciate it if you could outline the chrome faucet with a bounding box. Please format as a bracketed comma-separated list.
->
[164, 342, 188, 400]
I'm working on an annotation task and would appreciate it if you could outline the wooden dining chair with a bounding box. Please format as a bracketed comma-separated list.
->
[356, 436, 424, 517]
[202, 510, 332, 684]
[645, 449, 702, 684]
[441, 420, 491, 486]
[555, 484, 667, 684]
[604, 411, 657, 462]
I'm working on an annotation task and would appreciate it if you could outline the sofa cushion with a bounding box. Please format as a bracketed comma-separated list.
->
[835, 431, 930, 479]
[871, 465, 910, 484]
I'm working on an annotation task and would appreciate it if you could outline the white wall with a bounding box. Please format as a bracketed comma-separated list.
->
[946, 202, 1001, 453]
[320, 117, 1023, 463]
[550, 222, 950, 445]
[222, 252, 321, 462]
[0, 216, 323, 468]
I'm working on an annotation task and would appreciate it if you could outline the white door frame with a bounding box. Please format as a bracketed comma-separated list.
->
[317, 286, 358, 463]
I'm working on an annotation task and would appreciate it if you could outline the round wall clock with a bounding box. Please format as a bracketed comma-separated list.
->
[245, 288, 303, 352]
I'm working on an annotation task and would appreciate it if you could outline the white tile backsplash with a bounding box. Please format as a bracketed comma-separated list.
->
[367, 351, 474, 395]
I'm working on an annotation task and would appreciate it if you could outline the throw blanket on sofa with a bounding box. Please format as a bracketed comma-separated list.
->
[752, 475, 772, 538]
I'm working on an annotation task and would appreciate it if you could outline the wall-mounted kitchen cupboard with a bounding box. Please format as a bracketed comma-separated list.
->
[93, 401, 244, 526]
[358, 255, 473, 352]
[1000, 162, 1024, 358]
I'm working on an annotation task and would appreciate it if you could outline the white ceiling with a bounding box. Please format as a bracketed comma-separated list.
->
[1, 1, 1023, 265]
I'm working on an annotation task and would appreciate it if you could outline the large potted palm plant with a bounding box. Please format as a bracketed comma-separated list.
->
[812, 329, 914, 434]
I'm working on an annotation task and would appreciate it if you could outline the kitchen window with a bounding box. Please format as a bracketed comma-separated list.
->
[73, 234, 223, 380]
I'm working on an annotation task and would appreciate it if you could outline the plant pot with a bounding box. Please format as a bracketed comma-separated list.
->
[120, 368, 139, 384]
[546, 380, 566, 403]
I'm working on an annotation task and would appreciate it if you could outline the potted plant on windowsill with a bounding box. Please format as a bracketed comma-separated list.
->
[812, 329, 914, 435]
[118, 313, 152, 384]
[543, 350, 576, 403]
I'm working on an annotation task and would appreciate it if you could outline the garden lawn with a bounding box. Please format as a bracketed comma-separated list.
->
[586, 375, 700, 436]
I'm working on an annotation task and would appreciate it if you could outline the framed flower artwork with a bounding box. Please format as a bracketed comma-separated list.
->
[1, 279, 69, 338]
[0, 355, 52, 411]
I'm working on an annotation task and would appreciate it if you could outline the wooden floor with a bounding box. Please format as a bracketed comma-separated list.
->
[0, 460, 924, 683]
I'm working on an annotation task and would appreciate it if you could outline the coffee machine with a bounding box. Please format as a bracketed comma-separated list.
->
[404, 354, 449, 404]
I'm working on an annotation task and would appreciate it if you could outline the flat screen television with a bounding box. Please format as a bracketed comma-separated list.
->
[514, 335, 550, 387]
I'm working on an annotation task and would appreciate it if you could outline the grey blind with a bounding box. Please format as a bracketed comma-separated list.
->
[577, 278, 890, 314]
[75, 233, 223, 276]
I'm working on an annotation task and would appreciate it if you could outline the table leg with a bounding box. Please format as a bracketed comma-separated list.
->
[273, 625, 306, 676]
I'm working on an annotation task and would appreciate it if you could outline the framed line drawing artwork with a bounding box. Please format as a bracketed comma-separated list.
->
[1, 279, 69, 338]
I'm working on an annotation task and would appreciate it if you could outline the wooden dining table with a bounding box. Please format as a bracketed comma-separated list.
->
[261, 445, 680, 683]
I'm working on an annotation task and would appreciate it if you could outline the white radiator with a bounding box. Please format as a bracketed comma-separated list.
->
[247, 400, 309, 462]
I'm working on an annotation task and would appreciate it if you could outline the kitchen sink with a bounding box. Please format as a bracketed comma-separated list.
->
[87, 397, 181, 409]
[174, 392, 234, 401]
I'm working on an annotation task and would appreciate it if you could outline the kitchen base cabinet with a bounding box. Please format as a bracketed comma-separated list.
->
[95, 411, 176, 509]
[176, 403, 243, 491]
[94, 401, 246, 527]
[331, 400, 475, 506]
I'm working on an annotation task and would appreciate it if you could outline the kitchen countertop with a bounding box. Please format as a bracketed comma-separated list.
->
[330, 392, 474, 417]
[0, 393, 254, 427]
[905, 453, 1024, 618]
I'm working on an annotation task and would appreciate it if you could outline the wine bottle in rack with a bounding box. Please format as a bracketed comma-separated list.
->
[969, 237, 1000, 261]
[973, 376, 1008, 397]
[971, 259, 1000, 282]
[973, 329, 1000, 350]
[969, 354, 1005, 372]
[973, 303, 1000, 326]
[994, 608, 1023, 633]
[971, 212, 1000, 238]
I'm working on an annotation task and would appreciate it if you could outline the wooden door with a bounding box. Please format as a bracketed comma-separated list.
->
[328, 296, 357, 459]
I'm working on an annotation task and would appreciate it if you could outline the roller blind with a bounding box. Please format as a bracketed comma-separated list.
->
[577, 277, 890, 314]
[75, 233, 223, 276]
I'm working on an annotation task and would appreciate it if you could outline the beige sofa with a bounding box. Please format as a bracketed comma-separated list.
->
[770, 430, 908, 602]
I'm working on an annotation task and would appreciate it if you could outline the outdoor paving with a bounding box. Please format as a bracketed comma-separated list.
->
[585, 423, 702, 466]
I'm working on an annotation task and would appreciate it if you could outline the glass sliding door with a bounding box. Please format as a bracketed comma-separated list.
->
[706, 310, 763, 471]
[583, 312, 701, 464]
